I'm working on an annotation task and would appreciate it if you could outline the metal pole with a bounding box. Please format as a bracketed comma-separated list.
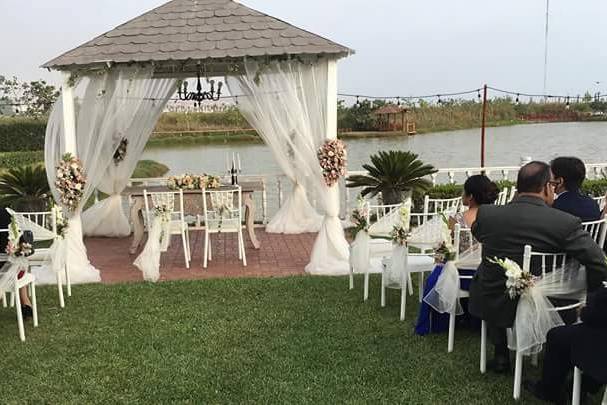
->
[543, 0, 550, 97]
[480, 84, 488, 168]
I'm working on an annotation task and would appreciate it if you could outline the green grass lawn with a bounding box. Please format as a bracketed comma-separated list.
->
[0, 275, 562, 404]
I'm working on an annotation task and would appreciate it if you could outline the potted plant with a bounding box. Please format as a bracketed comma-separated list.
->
[346, 150, 437, 205]
[0, 164, 50, 211]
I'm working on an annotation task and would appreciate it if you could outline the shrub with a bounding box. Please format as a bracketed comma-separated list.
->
[0, 164, 50, 211]
[0, 151, 44, 168]
[0, 117, 47, 151]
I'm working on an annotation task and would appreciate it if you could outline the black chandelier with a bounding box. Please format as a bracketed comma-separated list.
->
[177, 71, 223, 106]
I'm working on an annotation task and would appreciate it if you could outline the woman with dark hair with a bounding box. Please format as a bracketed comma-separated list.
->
[450, 174, 500, 229]
[415, 175, 498, 335]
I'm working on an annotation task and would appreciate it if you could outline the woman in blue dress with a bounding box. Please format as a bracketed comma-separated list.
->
[415, 175, 499, 335]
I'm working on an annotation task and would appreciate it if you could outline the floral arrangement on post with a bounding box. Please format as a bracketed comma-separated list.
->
[113, 138, 128, 166]
[55, 153, 86, 212]
[317, 139, 347, 187]
[491, 257, 536, 299]
[349, 196, 369, 238]
[5, 219, 33, 258]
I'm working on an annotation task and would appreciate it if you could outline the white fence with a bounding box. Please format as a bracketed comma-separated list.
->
[124, 162, 607, 223]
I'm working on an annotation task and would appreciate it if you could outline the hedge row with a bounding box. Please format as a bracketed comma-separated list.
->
[0, 151, 44, 168]
[0, 117, 47, 152]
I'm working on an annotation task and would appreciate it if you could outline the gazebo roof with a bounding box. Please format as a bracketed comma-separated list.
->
[373, 105, 406, 115]
[42, 0, 353, 73]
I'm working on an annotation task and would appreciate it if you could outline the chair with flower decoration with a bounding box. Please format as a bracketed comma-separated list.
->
[5, 208, 68, 308]
[201, 186, 245, 268]
[143, 189, 191, 269]
[0, 228, 39, 341]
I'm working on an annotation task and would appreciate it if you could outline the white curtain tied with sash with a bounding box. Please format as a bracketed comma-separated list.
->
[227, 58, 349, 274]
[45, 67, 175, 283]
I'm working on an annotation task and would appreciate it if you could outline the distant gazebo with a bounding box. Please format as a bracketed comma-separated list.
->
[373, 105, 415, 134]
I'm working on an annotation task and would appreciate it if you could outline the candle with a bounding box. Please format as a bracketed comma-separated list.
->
[226, 153, 229, 172]
[232, 152, 236, 170]
[237, 153, 241, 171]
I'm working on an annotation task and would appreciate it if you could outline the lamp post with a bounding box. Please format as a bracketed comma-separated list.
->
[480, 84, 488, 168]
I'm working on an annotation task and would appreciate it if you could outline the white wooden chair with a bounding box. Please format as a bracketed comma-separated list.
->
[507, 187, 517, 203]
[495, 189, 509, 205]
[447, 223, 477, 353]
[592, 195, 607, 211]
[0, 229, 39, 341]
[572, 367, 607, 405]
[422, 196, 462, 223]
[479, 246, 584, 400]
[359, 202, 405, 301]
[582, 218, 607, 248]
[202, 186, 246, 268]
[5, 208, 68, 308]
[143, 189, 191, 269]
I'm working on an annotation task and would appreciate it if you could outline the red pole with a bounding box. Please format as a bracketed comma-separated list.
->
[480, 84, 488, 168]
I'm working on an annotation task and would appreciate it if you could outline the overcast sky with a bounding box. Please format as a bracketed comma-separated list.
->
[1, 0, 606, 99]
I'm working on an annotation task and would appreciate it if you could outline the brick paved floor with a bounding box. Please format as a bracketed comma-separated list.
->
[87, 229, 316, 284]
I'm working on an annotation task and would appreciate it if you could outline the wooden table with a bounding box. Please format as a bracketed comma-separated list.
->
[124, 181, 263, 254]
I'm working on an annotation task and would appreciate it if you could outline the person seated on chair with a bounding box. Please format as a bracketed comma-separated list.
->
[0, 207, 33, 318]
[524, 286, 607, 404]
[415, 175, 498, 335]
[468, 161, 607, 374]
[550, 157, 601, 222]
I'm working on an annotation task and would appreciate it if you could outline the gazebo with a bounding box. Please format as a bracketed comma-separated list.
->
[41, 0, 354, 284]
[373, 104, 409, 132]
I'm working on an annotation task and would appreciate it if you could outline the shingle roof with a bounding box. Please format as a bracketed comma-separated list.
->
[42, 0, 353, 69]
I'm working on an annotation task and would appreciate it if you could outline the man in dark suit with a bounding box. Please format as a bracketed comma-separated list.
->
[469, 161, 607, 373]
[551, 156, 601, 222]
[525, 287, 607, 404]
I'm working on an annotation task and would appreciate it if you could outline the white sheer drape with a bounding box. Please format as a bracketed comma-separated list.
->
[45, 67, 174, 283]
[508, 266, 586, 355]
[227, 58, 349, 274]
[226, 60, 322, 234]
[82, 77, 176, 237]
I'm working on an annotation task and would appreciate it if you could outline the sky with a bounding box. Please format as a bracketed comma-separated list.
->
[1, 0, 606, 99]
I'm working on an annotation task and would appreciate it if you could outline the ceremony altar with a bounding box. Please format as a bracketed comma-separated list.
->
[125, 181, 263, 254]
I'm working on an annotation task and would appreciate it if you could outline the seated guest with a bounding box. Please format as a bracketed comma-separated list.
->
[415, 175, 498, 335]
[469, 161, 607, 373]
[525, 287, 607, 404]
[550, 156, 601, 221]
[0, 207, 33, 318]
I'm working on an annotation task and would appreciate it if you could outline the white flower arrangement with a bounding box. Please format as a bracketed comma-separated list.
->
[317, 139, 347, 187]
[491, 257, 536, 299]
[55, 153, 86, 212]
[154, 205, 172, 223]
[51, 203, 68, 238]
[5, 219, 33, 258]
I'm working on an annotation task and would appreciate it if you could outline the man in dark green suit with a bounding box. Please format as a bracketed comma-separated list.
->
[469, 161, 607, 373]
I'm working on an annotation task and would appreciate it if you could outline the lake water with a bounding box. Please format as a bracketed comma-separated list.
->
[142, 122, 607, 176]
[141, 121, 607, 221]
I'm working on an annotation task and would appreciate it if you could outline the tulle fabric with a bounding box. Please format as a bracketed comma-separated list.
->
[133, 215, 168, 283]
[508, 265, 586, 355]
[266, 183, 322, 234]
[423, 261, 464, 315]
[0, 257, 29, 292]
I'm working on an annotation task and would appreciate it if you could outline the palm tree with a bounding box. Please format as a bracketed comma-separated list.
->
[346, 150, 437, 205]
[0, 164, 50, 211]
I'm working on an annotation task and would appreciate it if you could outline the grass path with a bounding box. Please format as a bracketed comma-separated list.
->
[0, 275, 551, 404]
